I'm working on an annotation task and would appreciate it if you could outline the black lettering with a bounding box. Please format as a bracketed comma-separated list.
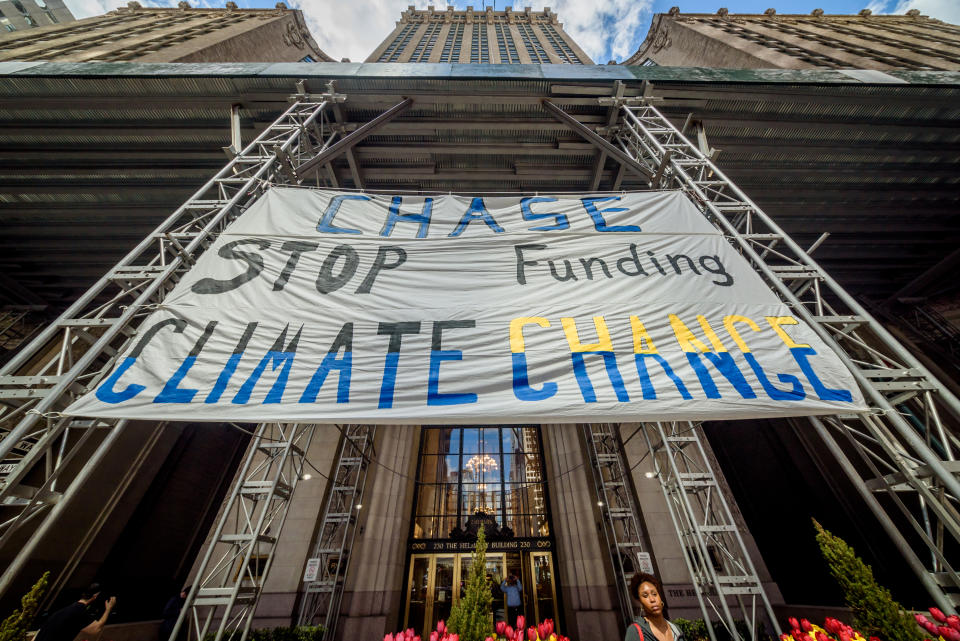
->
[616, 243, 648, 276]
[192, 238, 270, 294]
[548, 259, 578, 281]
[355, 246, 407, 294]
[699, 255, 734, 286]
[316, 244, 359, 294]
[514, 244, 546, 285]
[579, 257, 612, 280]
[666, 253, 700, 276]
[273, 240, 318, 291]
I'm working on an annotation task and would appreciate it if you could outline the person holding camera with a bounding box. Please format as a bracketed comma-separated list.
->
[34, 583, 116, 641]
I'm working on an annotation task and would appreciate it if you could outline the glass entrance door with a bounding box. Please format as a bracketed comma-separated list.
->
[404, 551, 556, 634]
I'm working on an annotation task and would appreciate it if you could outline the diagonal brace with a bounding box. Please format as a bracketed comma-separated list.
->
[541, 99, 653, 181]
[296, 98, 413, 180]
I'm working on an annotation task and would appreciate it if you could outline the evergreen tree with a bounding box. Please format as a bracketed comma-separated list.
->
[449, 527, 493, 641]
[0, 571, 50, 641]
[813, 520, 922, 641]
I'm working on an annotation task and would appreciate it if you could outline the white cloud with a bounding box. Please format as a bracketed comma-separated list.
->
[64, 0, 177, 19]
[867, 0, 960, 23]
[891, 0, 960, 23]
[290, 0, 651, 63]
[290, 0, 431, 62]
[63, 0, 654, 64]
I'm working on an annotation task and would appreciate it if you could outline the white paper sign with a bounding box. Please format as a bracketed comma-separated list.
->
[66, 187, 865, 422]
[303, 558, 321, 582]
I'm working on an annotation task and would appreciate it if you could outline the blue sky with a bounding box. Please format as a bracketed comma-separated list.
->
[63, 0, 960, 64]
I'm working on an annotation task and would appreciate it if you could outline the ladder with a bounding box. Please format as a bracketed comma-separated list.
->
[612, 95, 960, 610]
[582, 423, 651, 623]
[297, 425, 375, 639]
[641, 421, 777, 641]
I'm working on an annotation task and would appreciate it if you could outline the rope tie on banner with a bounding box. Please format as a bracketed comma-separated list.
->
[118, 303, 162, 312]
[26, 409, 67, 420]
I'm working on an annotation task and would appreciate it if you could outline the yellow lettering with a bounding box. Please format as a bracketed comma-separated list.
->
[630, 316, 659, 354]
[509, 317, 550, 353]
[696, 315, 727, 352]
[561, 316, 613, 352]
[669, 314, 711, 353]
[765, 316, 810, 349]
[723, 315, 761, 353]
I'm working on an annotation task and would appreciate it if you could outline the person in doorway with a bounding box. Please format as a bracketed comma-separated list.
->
[34, 583, 116, 641]
[624, 573, 685, 641]
[160, 586, 189, 640]
[500, 574, 523, 626]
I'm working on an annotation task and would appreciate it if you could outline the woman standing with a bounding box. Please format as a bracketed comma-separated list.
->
[624, 573, 686, 641]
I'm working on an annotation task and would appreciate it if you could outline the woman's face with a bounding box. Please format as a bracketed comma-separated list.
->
[637, 581, 664, 617]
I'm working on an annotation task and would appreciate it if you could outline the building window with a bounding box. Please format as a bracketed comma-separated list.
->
[494, 23, 519, 63]
[300, 55, 315, 62]
[1, 18, 14, 30]
[439, 21, 463, 63]
[470, 23, 489, 63]
[413, 426, 548, 540]
[517, 22, 548, 63]
[539, 23, 582, 64]
[640, 58, 657, 66]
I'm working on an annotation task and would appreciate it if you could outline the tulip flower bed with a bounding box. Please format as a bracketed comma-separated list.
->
[780, 616, 879, 641]
[383, 617, 570, 641]
[915, 607, 960, 641]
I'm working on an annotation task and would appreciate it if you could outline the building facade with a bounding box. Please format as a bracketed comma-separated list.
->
[624, 7, 960, 70]
[0, 1, 333, 63]
[366, 6, 592, 64]
[0, 0, 73, 33]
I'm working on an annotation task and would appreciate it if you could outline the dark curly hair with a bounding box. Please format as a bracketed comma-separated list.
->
[629, 572, 668, 615]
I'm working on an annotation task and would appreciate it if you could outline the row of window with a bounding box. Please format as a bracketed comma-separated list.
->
[383, 23, 583, 64]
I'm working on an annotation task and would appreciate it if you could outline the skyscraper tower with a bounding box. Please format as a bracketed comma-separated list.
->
[366, 5, 592, 64]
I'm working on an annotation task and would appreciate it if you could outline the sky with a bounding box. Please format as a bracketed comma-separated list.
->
[61, 0, 960, 64]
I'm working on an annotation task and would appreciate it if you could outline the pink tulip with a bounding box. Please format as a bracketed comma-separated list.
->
[538, 623, 548, 640]
[450, 635, 459, 641]
[506, 626, 514, 639]
[527, 627, 537, 641]
[497, 622, 507, 637]
[414, 637, 421, 641]
[839, 631, 851, 641]
[801, 620, 813, 633]
[486, 637, 495, 641]
[384, 635, 394, 641]
[430, 632, 439, 641]
[924, 622, 940, 635]
[517, 616, 525, 631]
[788, 619, 800, 631]
[918, 615, 932, 626]
[931, 609, 948, 624]
[438, 621, 447, 635]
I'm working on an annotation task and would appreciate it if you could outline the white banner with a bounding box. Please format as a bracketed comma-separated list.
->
[66, 188, 866, 422]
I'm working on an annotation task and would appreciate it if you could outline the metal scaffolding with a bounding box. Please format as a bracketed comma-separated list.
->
[606, 94, 960, 610]
[582, 423, 651, 623]
[296, 425, 375, 639]
[170, 421, 316, 641]
[641, 421, 778, 641]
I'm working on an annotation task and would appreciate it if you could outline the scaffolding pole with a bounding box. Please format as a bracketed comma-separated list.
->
[0, 90, 339, 609]
[170, 422, 317, 641]
[297, 425, 375, 639]
[610, 95, 960, 609]
[641, 421, 779, 641]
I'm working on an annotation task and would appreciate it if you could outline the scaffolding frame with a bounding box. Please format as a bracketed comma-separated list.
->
[608, 96, 960, 611]
[170, 422, 316, 641]
[296, 425, 375, 638]
[0, 76, 955, 641]
[582, 423, 651, 623]
[641, 420, 778, 641]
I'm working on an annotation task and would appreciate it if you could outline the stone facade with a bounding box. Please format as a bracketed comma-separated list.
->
[625, 8, 960, 70]
[365, 5, 592, 64]
[0, 0, 74, 33]
[0, 2, 333, 63]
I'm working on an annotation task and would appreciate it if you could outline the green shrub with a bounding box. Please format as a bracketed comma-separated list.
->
[813, 519, 923, 641]
[448, 527, 493, 641]
[0, 572, 49, 641]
